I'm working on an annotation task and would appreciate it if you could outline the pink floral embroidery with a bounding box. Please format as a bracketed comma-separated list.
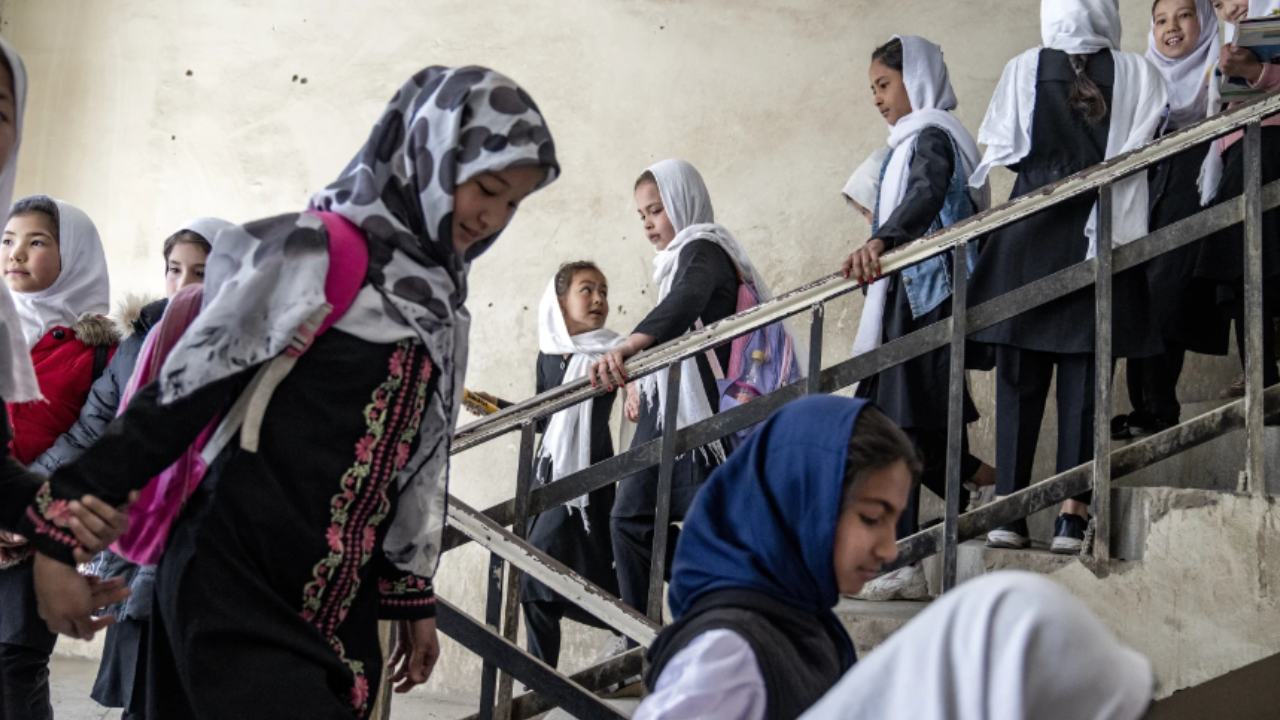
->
[361, 526, 377, 554]
[326, 525, 344, 553]
[43, 499, 71, 528]
[394, 442, 410, 470]
[350, 675, 370, 710]
[389, 348, 407, 378]
[354, 435, 376, 464]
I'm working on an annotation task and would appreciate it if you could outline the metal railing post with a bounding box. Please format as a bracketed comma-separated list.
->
[942, 243, 969, 592]
[808, 303, 824, 395]
[647, 363, 683, 624]
[1242, 120, 1266, 496]
[478, 552, 506, 720]
[1093, 185, 1114, 567]
[495, 423, 538, 718]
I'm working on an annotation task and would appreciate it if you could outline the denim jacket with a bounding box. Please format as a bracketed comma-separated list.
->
[872, 127, 978, 319]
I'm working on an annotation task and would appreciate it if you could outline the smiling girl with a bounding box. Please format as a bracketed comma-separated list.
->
[16, 66, 559, 718]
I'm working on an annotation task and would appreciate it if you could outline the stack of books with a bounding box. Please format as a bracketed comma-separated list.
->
[1220, 15, 1280, 100]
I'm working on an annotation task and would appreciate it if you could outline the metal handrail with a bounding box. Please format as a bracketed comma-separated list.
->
[452, 89, 1280, 452]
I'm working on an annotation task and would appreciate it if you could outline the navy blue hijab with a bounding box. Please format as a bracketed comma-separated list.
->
[668, 395, 869, 624]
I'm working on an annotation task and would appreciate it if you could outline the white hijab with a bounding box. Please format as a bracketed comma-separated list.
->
[1199, 0, 1280, 204]
[535, 274, 623, 527]
[970, 0, 1167, 258]
[641, 159, 774, 460]
[798, 572, 1153, 720]
[0, 37, 39, 402]
[842, 146, 891, 211]
[180, 216, 234, 244]
[1146, 0, 1219, 131]
[10, 198, 109, 347]
[852, 36, 988, 359]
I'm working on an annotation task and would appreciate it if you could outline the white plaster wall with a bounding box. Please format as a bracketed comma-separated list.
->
[0, 0, 1248, 704]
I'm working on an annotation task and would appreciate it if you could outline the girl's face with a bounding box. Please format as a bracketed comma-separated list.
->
[870, 60, 913, 127]
[1212, 0, 1249, 24]
[0, 59, 16, 174]
[165, 241, 209, 298]
[1, 212, 60, 293]
[1154, 0, 1203, 59]
[558, 269, 609, 336]
[635, 181, 677, 251]
[451, 164, 546, 258]
[832, 459, 912, 596]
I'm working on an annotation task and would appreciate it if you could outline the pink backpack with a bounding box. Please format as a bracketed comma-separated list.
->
[113, 212, 369, 564]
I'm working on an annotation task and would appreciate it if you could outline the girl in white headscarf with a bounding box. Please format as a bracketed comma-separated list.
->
[841, 146, 891, 225]
[1193, 0, 1280, 399]
[842, 37, 996, 602]
[589, 159, 780, 620]
[966, 0, 1167, 555]
[798, 571, 1153, 720]
[1116, 0, 1229, 441]
[468, 261, 627, 668]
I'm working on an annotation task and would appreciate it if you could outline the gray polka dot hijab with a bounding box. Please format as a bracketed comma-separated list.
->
[158, 66, 558, 576]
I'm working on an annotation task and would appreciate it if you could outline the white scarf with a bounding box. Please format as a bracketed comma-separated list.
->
[971, 0, 1168, 258]
[798, 571, 1153, 720]
[158, 67, 559, 577]
[842, 146, 891, 211]
[1146, 0, 1219, 131]
[1199, 0, 1280, 205]
[0, 37, 38, 402]
[640, 159, 775, 462]
[535, 277, 623, 528]
[11, 198, 110, 347]
[180, 216, 234, 244]
[852, 36, 988, 359]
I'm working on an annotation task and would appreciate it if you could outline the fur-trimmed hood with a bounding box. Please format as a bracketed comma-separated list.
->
[71, 312, 121, 347]
[113, 293, 167, 340]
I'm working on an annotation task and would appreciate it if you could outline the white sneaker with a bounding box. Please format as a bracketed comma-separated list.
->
[851, 563, 930, 602]
[965, 483, 996, 513]
[590, 634, 630, 665]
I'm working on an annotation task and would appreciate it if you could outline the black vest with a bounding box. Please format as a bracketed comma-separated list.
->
[645, 590, 855, 720]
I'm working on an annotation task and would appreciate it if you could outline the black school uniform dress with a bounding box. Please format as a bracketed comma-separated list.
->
[967, 49, 1161, 503]
[1125, 138, 1231, 428]
[611, 239, 737, 617]
[16, 331, 438, 720]
[862, 127, 981, 539]
[1195, 125, 1280, 388]
[521, 352, 620, 668]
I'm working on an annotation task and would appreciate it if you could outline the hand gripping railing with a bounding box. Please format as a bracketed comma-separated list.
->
[432, 89, 1280, 720]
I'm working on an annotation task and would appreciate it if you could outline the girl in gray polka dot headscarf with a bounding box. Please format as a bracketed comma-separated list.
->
[22, 66, 558, 716]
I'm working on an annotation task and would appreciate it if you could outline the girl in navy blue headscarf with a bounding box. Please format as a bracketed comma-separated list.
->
[635, 395, 921, 720]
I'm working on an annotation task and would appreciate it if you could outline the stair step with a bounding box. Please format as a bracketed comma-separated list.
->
[833, 597, 930, 657]
[1116, 408, 1279, 495]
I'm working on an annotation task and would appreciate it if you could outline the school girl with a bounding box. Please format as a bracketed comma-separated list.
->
[1195, 0, 1280, 393]
[588, 159, 777, 619]
[1116, 0, 1228, 440]
[967, 0, 1168, 553]
[843, 36, 995, 600]
[27, 217, 230, 719]
[16, 66, 559, 719]
[0, 194, 118, 720]
[0, 36, 129, 630]
[634, 395, 1153, 720]
[470, 261, 626, 667]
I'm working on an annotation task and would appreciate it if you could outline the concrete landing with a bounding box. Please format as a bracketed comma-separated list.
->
[834, 597, 930, 657]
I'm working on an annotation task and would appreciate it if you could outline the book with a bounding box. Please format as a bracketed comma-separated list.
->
[1235, 16, 1280, 49]
[1217, 38, 1280, 101]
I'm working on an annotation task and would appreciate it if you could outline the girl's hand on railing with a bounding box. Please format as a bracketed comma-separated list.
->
[590, 335, 650, 391]
[625, 383, 641, 422]
[843, 239, 886, 285]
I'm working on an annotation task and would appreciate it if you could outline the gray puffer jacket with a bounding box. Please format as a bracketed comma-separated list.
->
[33, 296, 167, 620]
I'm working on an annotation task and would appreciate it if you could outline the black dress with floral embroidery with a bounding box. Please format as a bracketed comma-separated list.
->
[17, 330, 438, 720]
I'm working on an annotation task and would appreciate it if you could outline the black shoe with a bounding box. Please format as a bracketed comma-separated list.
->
[986, 518, 1030, 549]
[1110, 414, 1133, 440]
[1129, 413, 1177, 437]
[1051, 514, 1089, 555]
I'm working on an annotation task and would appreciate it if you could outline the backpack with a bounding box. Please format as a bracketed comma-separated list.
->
[112, 211, 369, 564]
[711, 282, 802, 451]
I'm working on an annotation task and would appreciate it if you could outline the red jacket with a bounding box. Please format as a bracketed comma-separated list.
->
[7, 316, 119, 465]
